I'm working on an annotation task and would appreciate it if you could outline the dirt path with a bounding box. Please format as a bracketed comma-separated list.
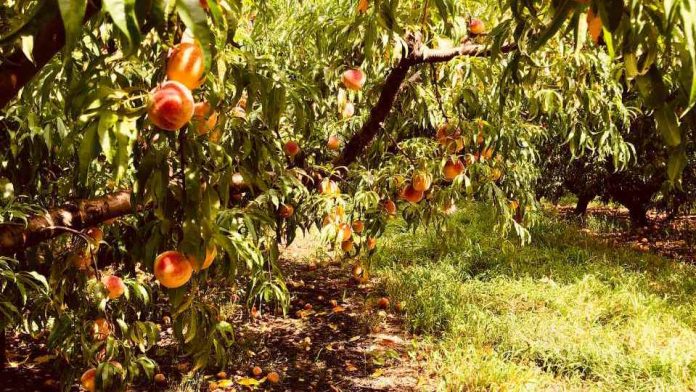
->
[0, 232, 432, 391]
[230, 233, 433, 391]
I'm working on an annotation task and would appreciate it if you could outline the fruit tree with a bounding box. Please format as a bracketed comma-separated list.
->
[0, 0, 694, 389]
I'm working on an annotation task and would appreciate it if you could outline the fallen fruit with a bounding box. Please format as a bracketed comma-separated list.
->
[377, 297, 390, 309]
[266, 371, 280, 384]
[252, 366, 263, 376]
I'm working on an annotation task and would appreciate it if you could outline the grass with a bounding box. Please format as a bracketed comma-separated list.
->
[374, 203, 696, 391]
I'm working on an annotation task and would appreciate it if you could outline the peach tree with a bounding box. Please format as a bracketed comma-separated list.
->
[0, 0, 694, 389]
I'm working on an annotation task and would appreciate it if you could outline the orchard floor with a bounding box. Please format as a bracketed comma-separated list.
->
[5, 204, 696, 391]
[0, 232, 433, 392]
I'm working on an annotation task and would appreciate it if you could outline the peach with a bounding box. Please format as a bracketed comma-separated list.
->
[382, 199, 397, 215]
[154, 251, 193, 288]
[266, 371, 280, 384]
[154, 373, 166, 384]
[352, 220, 364, 234]
[231, 172, 245, 187]
[412, 172, 432, 192]
[338, 223, 352, 242]
[357, 0, 369, 13]
[101, 275, 125, 299]
[278, 203, 294, 218]
[92, 318, 110, 340]
[284, 140, 301, 157]
[443, 158, 465, 181]
[81, 368, 97, 392]
[327, 134, 341, 150]
[399, 185, 424, 203]
[587, 9, 603, 44]
[85, 227, 103, 244]
[320, 178, 340, 196]
[469, 18, 485, 35]
[341, 69, 366, 91]
[191, 245, 217, 272]
[252, 366, 263, 376]
[341, 102, 355, 119]
[341, 240, 354, 253]
[166, 42, 205, 89]
[148, 81, 194, 131]
[69, 249, 91, 270]
[367, 237, 377, 250]
[193, 101, 218, 135]
[377, 297, 390, 309]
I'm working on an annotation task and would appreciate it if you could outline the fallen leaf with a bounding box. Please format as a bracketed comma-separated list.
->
[345, 361, 358, 372]
[371, 369, 384, 378]
[349, 335, 361, 342]
[332, 305, 345, 313]
[32, 354, 54, 364]
[236, 377, 261, 386]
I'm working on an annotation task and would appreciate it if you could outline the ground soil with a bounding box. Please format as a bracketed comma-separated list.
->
[555, 205, 696, 263]
[0, 232, 433, 391]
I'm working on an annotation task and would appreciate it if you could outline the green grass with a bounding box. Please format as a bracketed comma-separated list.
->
[374, 203, 696, 391]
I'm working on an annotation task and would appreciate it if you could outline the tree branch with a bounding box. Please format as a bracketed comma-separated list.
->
[0, 190, 133, 255]
[0, 1, 101, 109]
[334, 34, 517, 167]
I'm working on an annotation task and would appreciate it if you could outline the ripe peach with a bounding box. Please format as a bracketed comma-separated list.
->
[377, 297, 390, 309]
[469, 18, 485, 35]
[412, 172, 432, 192]
[252, 366, 263, 376]
[399, 185, 424, 203]
[357, 0, 369, 13]
[338, 223, 353, 242]
[352, 220, 364, 234]
[85, 227, 103, 244]
[341, 240, 354, 253]
[154, 251, 193, 288]
[367, 237, 377, 250]
[191, 245, 217, 272]
[284, 140, 301, 157]
[192, 101, 218, 135]
[101, 275, 125, 299]
[266, 371, 280, 384]
[587, 9, 603, 44]
[199, 0, 208, 9]
[278, 203, 294, 218]
[320, 178, 340, 196]
[154, 373, 166, 384]
[69, 249, 91, 270]
[231, 172, 245, 187]
[383, 199, 397, 215]
[148, 81, 195, 131]
[80, 368, 96, 392]
[92, 318, 110, 340]
[443, 158, 465, 181]
[341, 69, 366, 91]
[166, 42, 205, 89]
[341, 102, 355, 119]
[327, 134, 341, 150]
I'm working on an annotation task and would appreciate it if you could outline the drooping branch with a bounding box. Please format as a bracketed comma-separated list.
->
[0, 32, 517, 253]
[0, 1, 101, 109]
[0, 191, 134, 255]
[334, 35, 517, 166]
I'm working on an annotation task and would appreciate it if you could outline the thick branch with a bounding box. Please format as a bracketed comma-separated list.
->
[0, 1, 100, 109]
[334, 37, 517, 167]
[0, 190, 133, 255]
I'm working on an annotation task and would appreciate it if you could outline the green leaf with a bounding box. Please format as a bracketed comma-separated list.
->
[596, 0, 624, 32]
[654, 105, 681, 147]
[177, 0, 214, 71]
[57, 0, 87, 53]
[681, 0, 696, 108]
[667, 148, 687, 183]
[531, 0, 577, 52]
[78, 123, 100, 183]
[102, 0, 141, 54]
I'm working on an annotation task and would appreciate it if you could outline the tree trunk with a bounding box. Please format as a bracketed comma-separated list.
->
[628, 204, 649, 227]
[0, 328, 5, 369]
[574, 194, 594, 216]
